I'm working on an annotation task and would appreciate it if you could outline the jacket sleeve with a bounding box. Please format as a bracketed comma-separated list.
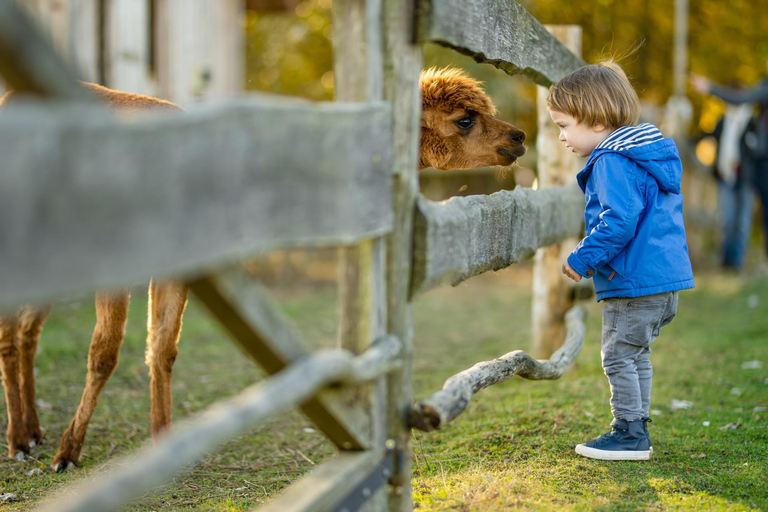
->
[567, 154, 645, 278]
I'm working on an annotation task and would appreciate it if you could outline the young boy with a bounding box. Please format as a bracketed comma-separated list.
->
[547, 62, 695, 461]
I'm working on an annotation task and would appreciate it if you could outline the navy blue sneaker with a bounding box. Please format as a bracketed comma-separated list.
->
[575, 418, 652, 460]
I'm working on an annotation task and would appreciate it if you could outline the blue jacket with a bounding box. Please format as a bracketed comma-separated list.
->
[566, 123, 695, 301]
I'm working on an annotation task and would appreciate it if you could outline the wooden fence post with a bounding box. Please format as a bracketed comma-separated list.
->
[383, 0, 422, 509]
[333, 0, 389, 509]
[69, 0, 100, 83]
[531, 25, 582, 359]
[154, 0, 244, 103]
[105, 0, 151, 94]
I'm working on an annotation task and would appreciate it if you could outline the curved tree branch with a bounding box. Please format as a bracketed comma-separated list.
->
[409, 305, 586, 432]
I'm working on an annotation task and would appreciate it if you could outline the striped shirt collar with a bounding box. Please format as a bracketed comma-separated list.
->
[595, 123, 664, 152]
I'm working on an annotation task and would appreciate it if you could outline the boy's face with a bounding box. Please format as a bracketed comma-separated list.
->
[548, 110, 611, 158]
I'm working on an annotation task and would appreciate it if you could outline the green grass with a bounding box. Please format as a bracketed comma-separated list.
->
[1, 264, 766, 510]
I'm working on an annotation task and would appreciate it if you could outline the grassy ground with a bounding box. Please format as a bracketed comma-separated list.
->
[0, 263, 766, 510]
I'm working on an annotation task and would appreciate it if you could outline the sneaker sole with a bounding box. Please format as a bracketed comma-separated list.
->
[575, 444, 652, 461]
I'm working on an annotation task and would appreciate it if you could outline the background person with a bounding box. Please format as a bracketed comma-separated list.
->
[706, 103, 754, 270]
[692, 65, 768, 264]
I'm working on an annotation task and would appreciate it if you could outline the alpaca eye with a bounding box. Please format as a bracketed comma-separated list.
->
[456, 117, 475, 130]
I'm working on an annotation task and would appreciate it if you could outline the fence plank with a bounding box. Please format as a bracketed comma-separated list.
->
[409, 306, 586, 432]
[416, 0, 583, 86]
[69, 0, 100, 83]
[259, 452, 381, 512]
[411, 185, 585, 297]
[188, 271, 311, 372]
[105, 0, 151, 94]
[188, 270, 370, 451]
[0, 98, 392, 307]
[0, 0, 92, 98]
[154, 0, 244, 103]
[21, 0, 101, 83]
[333, 0, 390, 509]
[43, 341, 401, 512]
[382, 0, 423, 508]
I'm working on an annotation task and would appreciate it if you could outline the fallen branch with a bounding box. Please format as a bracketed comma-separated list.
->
[409, 306, 586, 432]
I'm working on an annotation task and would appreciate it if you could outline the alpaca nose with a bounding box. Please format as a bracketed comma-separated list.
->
[510, 130, 526, 145]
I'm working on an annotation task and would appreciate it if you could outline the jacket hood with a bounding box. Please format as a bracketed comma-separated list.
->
[580, 123, 682, 194]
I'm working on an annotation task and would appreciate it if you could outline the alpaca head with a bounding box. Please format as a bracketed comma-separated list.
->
[419, 67, 526, 171]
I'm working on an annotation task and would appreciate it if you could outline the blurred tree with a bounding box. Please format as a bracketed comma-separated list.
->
[244, 0, 768, 135]
[246, 0, 300, 11]
[244, 0, 333, 100]
[522, 0, 768, 133]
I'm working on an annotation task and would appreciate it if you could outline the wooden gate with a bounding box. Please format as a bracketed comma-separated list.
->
[0, 0, 589, 510]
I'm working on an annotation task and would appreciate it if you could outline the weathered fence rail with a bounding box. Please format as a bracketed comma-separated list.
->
[0, 0, 592, 510]
[0, 99, 392, 307]
[0, 0, 92, 98]
[416, 0, 584, 85]
[189, 269, 372, 450]
[411, 185, 584, 296]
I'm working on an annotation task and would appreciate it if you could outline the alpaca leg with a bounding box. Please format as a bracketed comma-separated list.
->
[17, 305, 52, 448]
[146, 280, 188, 440]
[52, 291, 129, 472]
[0, 314, 28, 459]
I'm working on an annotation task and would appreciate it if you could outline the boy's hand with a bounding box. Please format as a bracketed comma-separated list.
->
[562, 260, 582, 282]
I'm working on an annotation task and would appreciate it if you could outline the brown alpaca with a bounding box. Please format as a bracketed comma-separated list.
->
[418, 67, 526, 170]
[0, 83, 187, 471]
[0, 68, 524, 471]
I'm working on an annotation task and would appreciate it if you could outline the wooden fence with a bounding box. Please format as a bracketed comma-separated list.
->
[0, 0, 589, 510]
[0, 0, 244, 102]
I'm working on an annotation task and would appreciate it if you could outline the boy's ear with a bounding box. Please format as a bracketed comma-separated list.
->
[593, 123, 606, 133]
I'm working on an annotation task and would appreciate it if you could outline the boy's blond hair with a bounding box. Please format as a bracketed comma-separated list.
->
[546, 61, 640, 130]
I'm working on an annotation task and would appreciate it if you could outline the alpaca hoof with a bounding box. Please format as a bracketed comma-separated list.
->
[29, 436, 47, 449]
[51, 460, 77, 473]
[9, 441, 30, 460]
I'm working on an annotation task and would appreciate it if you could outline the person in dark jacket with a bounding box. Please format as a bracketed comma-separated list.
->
[692, 67, 768, 261]
[548, 62, 695, 461]
[706, 104, 754, 270]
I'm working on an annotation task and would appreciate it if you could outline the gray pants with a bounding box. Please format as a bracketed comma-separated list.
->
[601, 292, 679, 421]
